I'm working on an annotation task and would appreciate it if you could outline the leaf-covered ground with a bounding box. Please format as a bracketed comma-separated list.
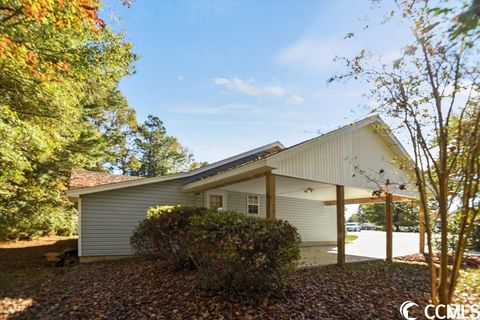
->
[1, 238, 478, 319]
[397, 253, 480, 269]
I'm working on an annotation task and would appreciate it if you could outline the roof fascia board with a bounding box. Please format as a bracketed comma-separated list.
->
[374, 117, 413, 163]
[66, 173, 189, 197]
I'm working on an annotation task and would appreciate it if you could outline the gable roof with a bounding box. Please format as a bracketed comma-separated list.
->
[268, 115, 412, 164]
[181, 115, 415, 193]
[66, 141, 284, 197]
[67, 115, 413, 198]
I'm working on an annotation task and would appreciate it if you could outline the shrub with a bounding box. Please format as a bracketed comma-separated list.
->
[130, 205, 210, 269]
[468, 218, 480, 251]
[0, 205, 77, 240]
[433, 213, 480, 252]
[130, 219, 153, 254]
[188, 211, 301, 295]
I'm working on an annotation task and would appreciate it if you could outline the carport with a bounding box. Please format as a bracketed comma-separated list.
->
[182, 116, 423, 266]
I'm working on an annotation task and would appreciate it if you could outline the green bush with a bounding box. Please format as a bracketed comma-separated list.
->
[130, 205, 210, 269]
[433, 213, 480, 252]
[188, 211, 301, 295]
[0, 205, 77, 240]
[470, 219, 480, 251]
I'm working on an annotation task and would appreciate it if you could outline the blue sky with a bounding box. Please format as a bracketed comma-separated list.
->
[102, 0, 411, 164]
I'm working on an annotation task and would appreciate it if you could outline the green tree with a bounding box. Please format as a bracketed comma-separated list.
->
[83, 87, 140, 174]
[0, 0, 135, 239]
[347, 213, 360, 223]
[356, 204, 385, 228]
[133, 115, 195, 177]
[357, 202, 419, 231]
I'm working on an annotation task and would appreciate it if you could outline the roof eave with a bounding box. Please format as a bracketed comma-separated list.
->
[181, 159, 273, 193]
[65, 173, 188, 197]
[65, 141, 284, 197]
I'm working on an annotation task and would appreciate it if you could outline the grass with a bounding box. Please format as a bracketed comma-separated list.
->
[345, 234, 358, 242]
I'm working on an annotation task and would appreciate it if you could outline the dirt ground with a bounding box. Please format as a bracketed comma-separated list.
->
[1, 237, 478, 319]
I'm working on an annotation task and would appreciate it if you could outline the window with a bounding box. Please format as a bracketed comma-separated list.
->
[206, 191, 226, 211]
[209, 195, 223, 211]
[247, 195, 259, 214]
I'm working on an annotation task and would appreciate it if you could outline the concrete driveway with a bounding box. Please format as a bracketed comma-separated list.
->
[299, 231, 421, 267]
[346, 230, 421, 259]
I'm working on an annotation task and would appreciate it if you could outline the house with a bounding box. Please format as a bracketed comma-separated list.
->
[66, 115, 420, 263]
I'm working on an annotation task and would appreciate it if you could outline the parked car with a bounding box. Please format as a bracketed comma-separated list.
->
[360, 223, 376, 230]
[398, 225, 419, 232]
[346, 222, 362, 232]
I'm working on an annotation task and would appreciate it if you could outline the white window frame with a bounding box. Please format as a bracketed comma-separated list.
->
[205, 191, 227, 211]
[246, 194, 260, 214]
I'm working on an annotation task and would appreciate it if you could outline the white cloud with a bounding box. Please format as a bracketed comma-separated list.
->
[213, 77, 285, 97]
[286, 94, 305, 105]
[274, 37, 352, 72]
[275, 38, 337, 71]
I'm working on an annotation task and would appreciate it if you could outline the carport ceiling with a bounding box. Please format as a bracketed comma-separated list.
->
[220, 175, 374, 201]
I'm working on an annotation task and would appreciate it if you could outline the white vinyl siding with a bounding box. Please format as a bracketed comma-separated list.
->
[270, 125, 413, 196]
[276, 197, 336, 242]
[223, 190, 335, 242]
[80, 183, 337, 258]
[225, 191, 266, 216]
[80, 179, 197, 257]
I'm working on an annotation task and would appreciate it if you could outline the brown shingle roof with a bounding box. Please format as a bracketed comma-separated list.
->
[69, 170, 143, 190]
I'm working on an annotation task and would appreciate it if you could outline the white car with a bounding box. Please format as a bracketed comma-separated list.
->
[346, 222, 362, 232]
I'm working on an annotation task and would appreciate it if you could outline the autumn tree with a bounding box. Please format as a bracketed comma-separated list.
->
[0, 0, 136, 239]
[331, 0, 479, 310]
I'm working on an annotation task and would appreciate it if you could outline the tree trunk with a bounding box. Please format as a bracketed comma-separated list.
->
[437, 127, 451, 312]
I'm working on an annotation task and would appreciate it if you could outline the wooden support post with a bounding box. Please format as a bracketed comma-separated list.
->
[266, 172, 276, 219]
[386, 193, 393, 262]
[336, 185, 345, 266]
[419, 204, 425, 254]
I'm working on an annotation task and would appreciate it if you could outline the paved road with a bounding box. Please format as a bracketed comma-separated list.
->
[346, 230, 421, 259]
